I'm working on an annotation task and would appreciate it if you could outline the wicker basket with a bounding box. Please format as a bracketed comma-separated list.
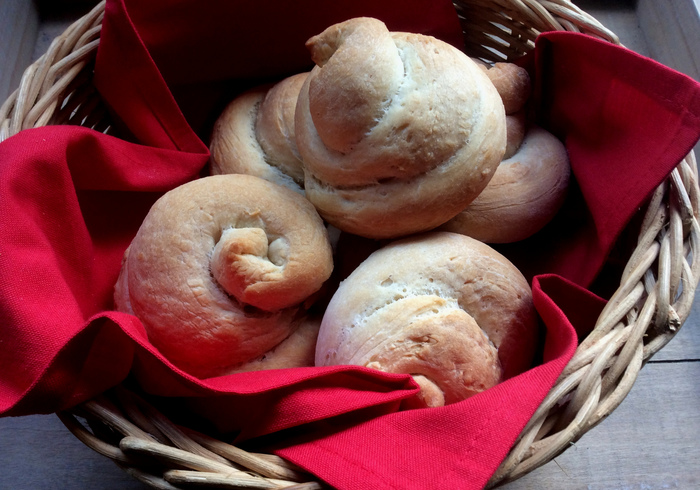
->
[2, 1, 698, 488]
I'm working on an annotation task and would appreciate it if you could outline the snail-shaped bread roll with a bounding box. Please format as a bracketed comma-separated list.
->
[472, 60, 529, 159]
[481, 62, 531, 116]
[209, 73, 308, 193]
[114, 174, 334, 378]
[315, 232, 539, 408]
[295, 17, 507, 239]
[443, 63, 571, 243]
[442, 126, 570, 243]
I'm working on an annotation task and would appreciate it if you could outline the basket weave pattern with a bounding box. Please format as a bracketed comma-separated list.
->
[2, 1, 698, 488]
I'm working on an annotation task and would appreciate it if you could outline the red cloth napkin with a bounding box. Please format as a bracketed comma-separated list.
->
[1, 1, 700, 489]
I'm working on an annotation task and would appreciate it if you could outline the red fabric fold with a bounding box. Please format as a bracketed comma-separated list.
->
[95, 0, 206, 151]
[1, 1, 700, 489]
[497, 33, 700, 289]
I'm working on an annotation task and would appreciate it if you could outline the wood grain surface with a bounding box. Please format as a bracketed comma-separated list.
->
[0, 0, 38, 103]
[1, 2, 699, 489]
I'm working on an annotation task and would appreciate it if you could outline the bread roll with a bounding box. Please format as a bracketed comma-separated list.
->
[315, 232, 539, 408]
[444, 61, 570, 243]
[295, 17, 507, 239]
[114, 174, 334, 378]
[209, 73, 308, 193]
[442, 126, 570, 243]
[477, 61, 530, 159]
[480, 62, 531, 115]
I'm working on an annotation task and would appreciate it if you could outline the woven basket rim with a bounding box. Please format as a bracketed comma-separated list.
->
[2, 1, 699, 488]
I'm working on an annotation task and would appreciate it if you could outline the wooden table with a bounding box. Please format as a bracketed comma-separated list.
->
[1, 1, 699, 488]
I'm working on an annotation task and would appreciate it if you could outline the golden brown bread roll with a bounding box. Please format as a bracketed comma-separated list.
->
[209, 73, 308, 193]
[441, 126, 570, 243]
[114, 174, 334, 378]
[444, 60, 570, 243]
[315, 232, 539, 408]
[295, 17, 507, 239]
[478, 61, 531, 159]
[480, 62, 531, 115]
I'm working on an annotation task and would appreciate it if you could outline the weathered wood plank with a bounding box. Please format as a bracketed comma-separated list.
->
[637, 0, 700, 81]
[0, 0, 39, 103]
[0, 414, 146, 489]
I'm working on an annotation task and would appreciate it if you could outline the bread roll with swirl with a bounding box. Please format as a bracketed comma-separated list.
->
[442, 126, 570, 243]
[209, 73, 308, 193]
[478, 61, 530, 158]
[315, 232, 538, 408]
[443, 62, 571, 243]
[114, 174, 333, 378]
[480, 62, 531, 115]
[295, 17, 507, 239]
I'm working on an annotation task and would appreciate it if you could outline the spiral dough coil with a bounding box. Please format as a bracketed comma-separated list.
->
[295, 17, 507, 239]
[114, 174, 334, 378]
[444, 62, 571, 243]
[209, 73, 308, 193]
[315, 232, 538, 408]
